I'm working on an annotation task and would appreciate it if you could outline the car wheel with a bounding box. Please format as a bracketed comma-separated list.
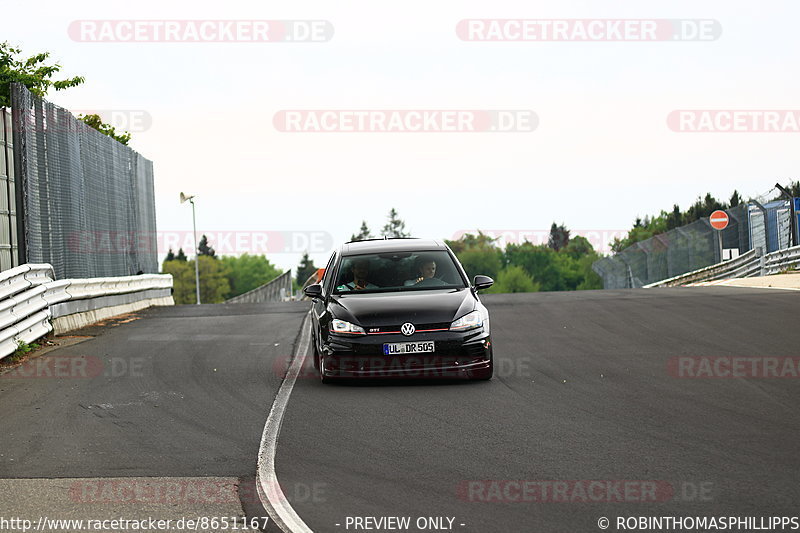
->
[312, 335, 320, 371]
[319, 355, 336, 384]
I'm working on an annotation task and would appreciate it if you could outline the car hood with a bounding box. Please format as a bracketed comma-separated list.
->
[329, 288, 476, 328]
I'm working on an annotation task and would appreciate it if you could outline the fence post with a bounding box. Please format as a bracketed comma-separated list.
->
[756, 246, 766, 276]
[9, 88, 27, 266]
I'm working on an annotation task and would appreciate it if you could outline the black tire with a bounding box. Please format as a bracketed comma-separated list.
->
[312, 334, 320, 371]
[319, 355, 337, 384]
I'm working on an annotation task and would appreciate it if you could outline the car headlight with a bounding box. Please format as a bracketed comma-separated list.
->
[330, 318, 366, 335]
[450, 310, 483, 331]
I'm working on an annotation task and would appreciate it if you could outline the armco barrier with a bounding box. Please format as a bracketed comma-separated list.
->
[763, 245, 800, 275]
[644, 244, 800, 287]
[0, 264, 57, 358]
[225, 270, 292, 303]
[50, 274, 174, 334]
[643, 249, 759, 287]
[0, 264, 173, 361]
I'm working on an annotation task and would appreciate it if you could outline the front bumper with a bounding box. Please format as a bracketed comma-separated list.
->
[321, 330, 492, 379]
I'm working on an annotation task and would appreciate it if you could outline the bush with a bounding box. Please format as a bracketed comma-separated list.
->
[489, 266, 540, 293]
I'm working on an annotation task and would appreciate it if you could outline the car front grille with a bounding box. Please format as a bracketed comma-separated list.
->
[364, 322, 451, 335]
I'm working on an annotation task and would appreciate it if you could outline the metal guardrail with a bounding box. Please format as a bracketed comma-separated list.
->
[763, 245, 800, 276]
[645, 245, 800, 287]
[58, 275, 173, 303]
[0, 264, 58, 358]
[48, 274, 174, 322]
[643, 249, 758, 288]
[225, 270, 293, 304]
[0, 265, 173, 361]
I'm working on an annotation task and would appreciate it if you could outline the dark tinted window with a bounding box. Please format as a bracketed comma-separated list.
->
[334, 250, 465, 293]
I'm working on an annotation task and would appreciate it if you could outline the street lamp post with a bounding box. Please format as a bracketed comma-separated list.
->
[180, 192, 201, 304]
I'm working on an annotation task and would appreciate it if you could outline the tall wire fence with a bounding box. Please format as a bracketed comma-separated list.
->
[592, 201, 798, 289]
[0, 108, 19, 270]
[10, 83, 157, 279]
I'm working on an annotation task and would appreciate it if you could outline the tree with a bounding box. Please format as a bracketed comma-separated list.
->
[563, 235, 593, 260]
[458, 247, 503, 280]
[296, 252, 317, 286]
[198, 234, 216, 258]
[445, 231, 497, 254]
[446, 231, 600, 294]
[220, 254, 282, 298]
[175, 248, 187, 262]
[505, 243, 563, 291]
[78, 113, 131, 145]
[685, 193, 725, 223]
[161, 259, 194, 304]
[445, 232, 502, 280]
[488, 266, 539, 293]
[0, 42, 127, 143]
[161, 256, 229, 304]
[773, 181, 800, 200]
[611, 190, 739, 253]
[351, 220, 373, 241]
[665, 204, 683, 230]
[381, 208, 410, 238]
[547, 222, 570, 251]
[196, 255, 230, 303]
[0, 41, 84, 107]
[165, 248, 175, 262]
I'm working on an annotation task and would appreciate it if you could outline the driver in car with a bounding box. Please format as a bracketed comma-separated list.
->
[339, 259, 378, 291]
[405, 259, 437, 286]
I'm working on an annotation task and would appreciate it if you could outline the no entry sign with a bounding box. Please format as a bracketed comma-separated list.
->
[709, 210, 729, 230]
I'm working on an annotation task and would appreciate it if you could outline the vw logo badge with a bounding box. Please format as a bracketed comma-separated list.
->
[401, 323, 415, 336]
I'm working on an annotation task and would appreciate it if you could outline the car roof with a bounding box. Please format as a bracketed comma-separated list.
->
[341, 238, 447, 255]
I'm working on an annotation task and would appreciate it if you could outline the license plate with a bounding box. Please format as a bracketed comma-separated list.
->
[383, 341, 435, 355]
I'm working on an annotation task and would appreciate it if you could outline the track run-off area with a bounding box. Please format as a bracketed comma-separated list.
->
[0, 287, 797, 532]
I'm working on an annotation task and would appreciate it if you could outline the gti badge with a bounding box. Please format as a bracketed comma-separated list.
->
[401, 322, 415, 336]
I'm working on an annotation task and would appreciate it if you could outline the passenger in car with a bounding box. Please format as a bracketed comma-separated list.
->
[339, 259, 379, 291]
[405, 259, 437, 286]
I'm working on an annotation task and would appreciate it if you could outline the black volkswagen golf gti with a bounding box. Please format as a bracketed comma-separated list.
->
[304, 238, 495, 383]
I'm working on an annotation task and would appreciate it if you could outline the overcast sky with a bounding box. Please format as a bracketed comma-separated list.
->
[4, 0, 798, 272]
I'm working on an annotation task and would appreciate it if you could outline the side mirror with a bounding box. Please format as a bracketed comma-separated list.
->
[473, 275, 494, 291]
[303, 284, 323, 299]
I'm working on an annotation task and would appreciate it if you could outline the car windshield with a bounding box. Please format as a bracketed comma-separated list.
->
[333, 250, 466, 294]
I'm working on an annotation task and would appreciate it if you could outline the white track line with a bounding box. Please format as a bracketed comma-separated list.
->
[256, 311, 313, 533]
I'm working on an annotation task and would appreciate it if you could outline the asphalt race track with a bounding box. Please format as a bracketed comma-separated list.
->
[275, 288, 799, 532]
[0, 302, 309, 530]
[0, 288, 798, 532]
